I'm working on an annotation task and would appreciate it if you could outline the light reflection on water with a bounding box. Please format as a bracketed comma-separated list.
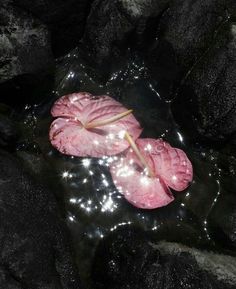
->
[17, 49, 236, 285]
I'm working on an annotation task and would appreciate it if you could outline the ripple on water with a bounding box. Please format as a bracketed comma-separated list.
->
[17, 50, 236, 284]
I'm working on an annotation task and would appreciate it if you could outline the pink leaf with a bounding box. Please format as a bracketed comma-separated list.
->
[49, 92, 142, 157]
[110, 138, 193, 209]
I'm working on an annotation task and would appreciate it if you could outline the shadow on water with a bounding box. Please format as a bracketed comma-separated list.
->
[14, 48, 236, 287]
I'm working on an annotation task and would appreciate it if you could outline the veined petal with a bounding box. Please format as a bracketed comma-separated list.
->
[110, 156, 174, 209]
[128, 138, 193, 191]
[49, 92, 142, 157]
[109, 138, 192, 209]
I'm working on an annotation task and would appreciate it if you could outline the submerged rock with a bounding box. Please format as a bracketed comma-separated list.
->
[92, 227, 236, 289]
[0, 3, 53, 83]
[0, 150, 81, 288]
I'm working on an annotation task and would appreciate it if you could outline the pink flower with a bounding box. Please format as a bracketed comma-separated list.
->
[49, 92, 142, 157]
[110, 136, 193, 209]
[49, 92, 193, 210]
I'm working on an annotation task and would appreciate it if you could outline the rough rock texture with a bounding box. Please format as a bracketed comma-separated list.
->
[13, 0, 94, 56]
[0, 114, 18, 150]
[173, 23, 236, 140]
[121, 0, 167, 17]
[149, 0, 236, 140]
[0, 3, 53, 83]
[146, 0, 229, 98]
[0, 150, 81, 288]
[82, 0, 229, 92]
[208, 182, 236, 249]
[0, 0, 93, 83]
[154, 241, 236, 286]
[82, 0, 169, 67]
[228, 0, 236, 17]
[92, 227, 236, 289]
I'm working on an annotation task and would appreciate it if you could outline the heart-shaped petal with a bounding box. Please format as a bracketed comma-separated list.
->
[130, 138, 193, 191]
[51, 92, 94, 118]
[49, 92, 142, 157]
[110, 155, 174, 209]
[110, 137, 192, 209]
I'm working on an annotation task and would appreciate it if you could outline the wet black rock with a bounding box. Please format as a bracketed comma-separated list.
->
[228, 0, 236, 18]
[0, 150, 81, 288]
[145, 0, 236, 141]
[208, 178, 236, 250]
[0, 114, 18, 150]
[0, 3, 53, 83]
[13, 0, 94, 56]
[0, 72, 54, 109]
[92, 227, 236, 289]
[146, 0, 229, 98]
[154, 241, 236, 289]
[172, 23, 236, 141]
[82, 0, 168, 69]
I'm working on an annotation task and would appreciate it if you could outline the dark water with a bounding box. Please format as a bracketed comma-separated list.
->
[15, 48, 236, 287]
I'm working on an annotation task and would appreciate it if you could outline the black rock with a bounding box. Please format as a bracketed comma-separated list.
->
[172, 22, 236, 141]
[208, 178, 236, 250]
[146, 0, 229, 98]
[228, 0, 236, 18]
[92, 227, 236, 289]
[155, 241, 236, 289]
[0, 150, 81, 288]
[143, 0, 236, 140]
[13, 0, 94, 56]
[82, 0, 168, 70]
[0, 114, 18, 150]
[0, 3, 54, 83]
[0, 72, 54, 109]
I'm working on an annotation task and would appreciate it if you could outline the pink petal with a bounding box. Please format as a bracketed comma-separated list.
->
[51, 92, 94, 118]
[129, 138, 193, 191]
[110, 157, 174, 209]
[110, 138, 192, 209]
[49, 93, 142, 157]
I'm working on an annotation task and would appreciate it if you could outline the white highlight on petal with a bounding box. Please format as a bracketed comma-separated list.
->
[140, 176, 150, 186]
[172, 175, 177, 181]
[144, 143, 152, 151]
[118, 130, 126, 139]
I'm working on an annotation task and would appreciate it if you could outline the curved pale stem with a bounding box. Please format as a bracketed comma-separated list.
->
[124, 132, 155, 178]
[85, 110, 133, 129]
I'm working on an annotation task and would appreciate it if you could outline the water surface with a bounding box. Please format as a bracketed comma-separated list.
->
[16, 49, 236, 286]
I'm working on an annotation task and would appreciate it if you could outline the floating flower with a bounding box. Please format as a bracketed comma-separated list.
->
[49, 92, 142, 157]
[110, 134, 193, 209]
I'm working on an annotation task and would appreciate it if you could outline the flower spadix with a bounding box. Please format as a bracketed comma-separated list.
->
[110, 136, 193, 209]
[49, 92, 142, 157]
